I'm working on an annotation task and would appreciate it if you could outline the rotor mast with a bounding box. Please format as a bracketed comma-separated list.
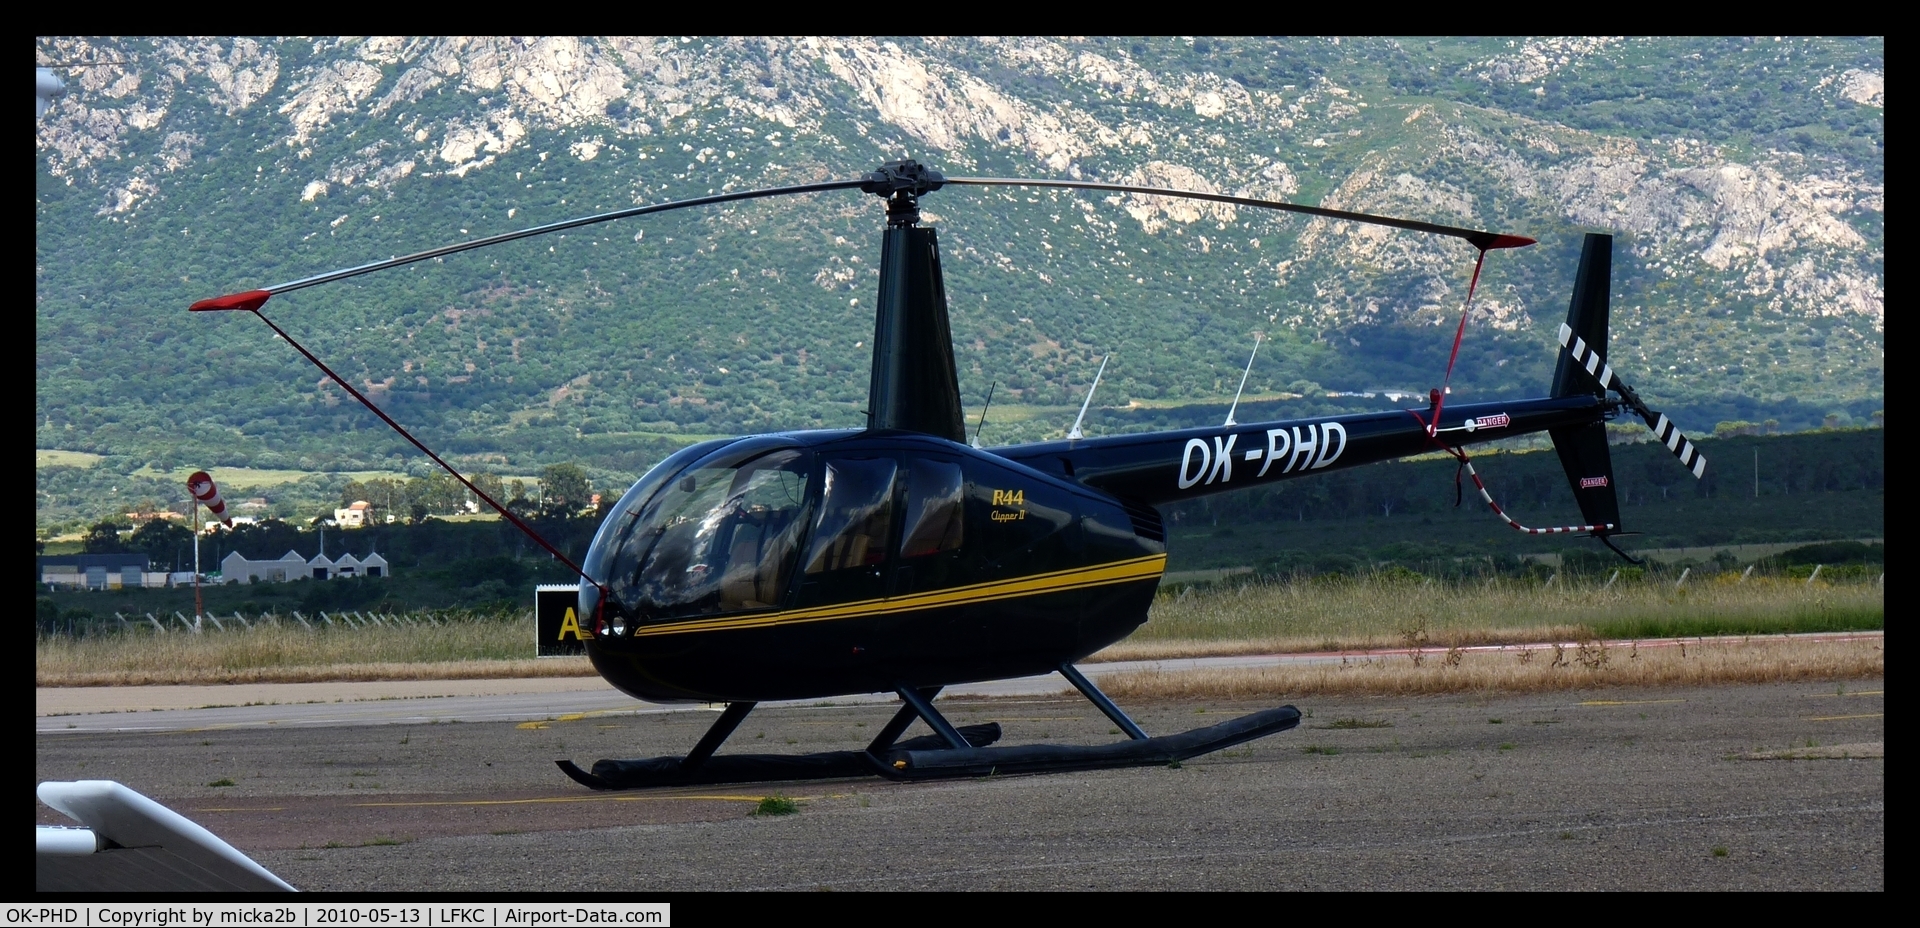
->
[863, 161, 968, 443]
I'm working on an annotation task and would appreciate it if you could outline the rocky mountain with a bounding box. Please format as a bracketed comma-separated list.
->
[36, 37, 1882, 495]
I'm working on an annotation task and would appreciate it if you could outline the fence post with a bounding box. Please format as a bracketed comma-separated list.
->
[1674, 567, 1690, 590]
[1806, 564, 1823, 586]
[320, 611, 335, 627]
[146, 613, 165, 633]
[1739, 565, 1754, 583]
[1603, 569, 1620, 590]
[205, 613, 225, 631]
[293, 611, 313, 630]
[233, 612, 251, 630]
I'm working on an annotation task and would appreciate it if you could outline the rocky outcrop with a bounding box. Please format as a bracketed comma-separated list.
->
[36, 36, 1883, 342]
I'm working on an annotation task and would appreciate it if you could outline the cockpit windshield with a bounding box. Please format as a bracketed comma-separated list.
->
[604, 448, 811, 622]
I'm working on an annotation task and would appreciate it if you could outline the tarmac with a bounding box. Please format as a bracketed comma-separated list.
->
[36, 678, 1883, 891]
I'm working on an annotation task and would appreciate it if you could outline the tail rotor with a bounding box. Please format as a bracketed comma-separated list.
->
[1557, 324, 1708, 479]
[1551, 232, 1708, 482]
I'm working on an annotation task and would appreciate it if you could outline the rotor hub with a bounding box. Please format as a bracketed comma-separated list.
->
[862, 159, 945, 227]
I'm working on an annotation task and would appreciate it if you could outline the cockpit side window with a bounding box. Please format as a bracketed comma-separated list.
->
[612, 448, 810, 621]
[899, 459, 964, 558]
[891, 457, 967, 596]
[715, 455, 813, 610]
[802, 458, 897, 576]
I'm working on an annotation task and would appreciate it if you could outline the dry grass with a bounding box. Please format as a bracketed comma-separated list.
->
[35, 614, 595, 687]
[1096, 637, 1885, 700]
[1096, 573, 1883, 661]
[36, 449, 103, 468]
[38, 658, 595, 687]
[38, 573, 1883, 688]
[126, 464, 409, 489]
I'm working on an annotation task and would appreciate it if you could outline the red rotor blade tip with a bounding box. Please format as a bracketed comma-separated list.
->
[1485, 234, 1537, 250]
[190, 289, 272, 312]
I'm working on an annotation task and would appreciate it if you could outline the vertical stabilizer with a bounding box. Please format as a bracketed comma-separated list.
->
[1552, 233, 1613, 399]
[1547, 233, 1623, 535]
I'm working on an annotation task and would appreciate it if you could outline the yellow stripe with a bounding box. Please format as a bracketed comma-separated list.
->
[631, 554, 1166, 638]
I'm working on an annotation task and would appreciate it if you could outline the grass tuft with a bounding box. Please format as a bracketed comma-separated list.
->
[751, 795, 799, 817]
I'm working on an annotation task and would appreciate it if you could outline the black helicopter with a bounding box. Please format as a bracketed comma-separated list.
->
[191, 160, 1706, 789]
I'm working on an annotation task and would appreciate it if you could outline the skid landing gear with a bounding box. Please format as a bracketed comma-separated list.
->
[557, 666, 1301, 790]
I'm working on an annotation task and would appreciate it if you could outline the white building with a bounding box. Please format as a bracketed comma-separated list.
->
[333, 500, 374, 528]
[216, 548, 391, 584]
[220, 550, 308, 584]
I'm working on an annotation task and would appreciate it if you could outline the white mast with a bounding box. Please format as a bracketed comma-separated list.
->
[1224, 335, 1262, 427]
[1067, 354, 1110, 441]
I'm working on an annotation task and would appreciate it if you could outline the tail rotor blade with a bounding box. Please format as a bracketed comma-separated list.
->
[1556, 324, 1707, 479]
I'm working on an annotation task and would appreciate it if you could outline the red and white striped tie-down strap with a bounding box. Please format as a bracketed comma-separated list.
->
[1453, 453, 1615, 536]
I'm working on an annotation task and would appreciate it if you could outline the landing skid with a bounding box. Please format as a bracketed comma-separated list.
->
[557, 666, 1301, 790]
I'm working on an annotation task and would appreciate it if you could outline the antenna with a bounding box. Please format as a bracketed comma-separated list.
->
[1067, 354, 1110, 441]
[1223, 335, 1262, 427]
[971, 383, 995, 449]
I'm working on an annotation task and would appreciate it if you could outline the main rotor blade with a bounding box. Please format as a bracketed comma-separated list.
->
[944, 176, 1535, 252]
[191, 178, 867, 311]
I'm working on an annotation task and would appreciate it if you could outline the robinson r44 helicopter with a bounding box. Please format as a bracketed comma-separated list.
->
[190, 160, 1708, 789]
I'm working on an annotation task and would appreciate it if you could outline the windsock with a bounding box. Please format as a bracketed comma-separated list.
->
[187, 471, 233, 528]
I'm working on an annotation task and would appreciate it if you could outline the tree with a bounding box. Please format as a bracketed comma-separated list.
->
[129, 518, 195, 570]
[471, 472, 505, 511]
[406, 473, 465, 516]
[359, 478, 407, 518]
[539, 464, 592, 517]
[82, 520, 131, 554]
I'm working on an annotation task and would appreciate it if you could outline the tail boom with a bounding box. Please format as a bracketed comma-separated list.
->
[996, 394, 1609, 508]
